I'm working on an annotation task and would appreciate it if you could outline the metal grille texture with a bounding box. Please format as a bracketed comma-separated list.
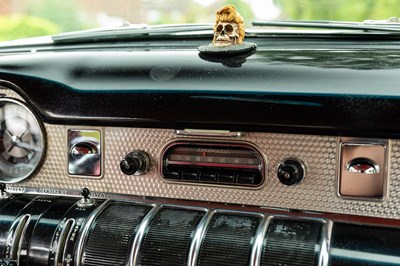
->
[197, 213, 261, 266]
[138, 208, 205, 266]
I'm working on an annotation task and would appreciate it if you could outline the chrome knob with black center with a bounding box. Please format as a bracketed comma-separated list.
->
[120, 150, 151, 175]
[277, 158, 306, 186]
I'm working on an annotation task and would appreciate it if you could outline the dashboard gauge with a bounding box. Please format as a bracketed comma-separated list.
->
[0, 98, 45, 183]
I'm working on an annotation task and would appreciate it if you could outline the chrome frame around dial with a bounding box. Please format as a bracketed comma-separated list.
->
[0, 97, 46, 183]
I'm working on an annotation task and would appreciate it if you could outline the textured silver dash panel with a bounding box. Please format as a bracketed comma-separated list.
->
[16, 125, 399, 219]
[2, 87, 400, 219]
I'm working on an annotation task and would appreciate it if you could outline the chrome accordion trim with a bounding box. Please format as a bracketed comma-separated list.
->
[250, 215, 272, 266]
[129, 204, 160, 266]
[75, 199, 110, 266]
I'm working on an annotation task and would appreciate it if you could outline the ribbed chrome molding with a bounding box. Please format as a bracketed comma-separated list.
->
[319, 219, 334, 266]
[250, 215, 273, 266]
[187, 209, 215, 266]
[14, 214, 31, 261]
[75, 199, 110, 266]
[129, 204, 160, 266]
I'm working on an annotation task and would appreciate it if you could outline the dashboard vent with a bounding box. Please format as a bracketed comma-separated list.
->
[82, 202, 151, 266]
[261, 219, 322, 266]
[138, 207, 205, 266]
[197, 213, 261, 266]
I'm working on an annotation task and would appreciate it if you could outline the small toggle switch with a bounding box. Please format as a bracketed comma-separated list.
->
[77, 187, 95, 207]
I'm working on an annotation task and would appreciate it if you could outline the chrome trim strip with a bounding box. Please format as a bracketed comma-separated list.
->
[188, 209, 215, 266]
[175, 129, 243, 138]
[250, 215, 272, 266]
[75, 199, 110, 266]
[55, 218, 75, 265]
[14, 214, 31, 261]
[129, 204, 160, 266]
[319, 219, 334, 266]
[160, 204, 208, 213]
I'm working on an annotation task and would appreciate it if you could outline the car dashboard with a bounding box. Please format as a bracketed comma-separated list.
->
[0, 35, 400, 265]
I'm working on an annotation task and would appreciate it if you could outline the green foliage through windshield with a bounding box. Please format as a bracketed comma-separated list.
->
[0, 0, 399, 41]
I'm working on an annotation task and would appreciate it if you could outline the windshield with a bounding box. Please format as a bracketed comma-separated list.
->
[0, 0, 399, 41]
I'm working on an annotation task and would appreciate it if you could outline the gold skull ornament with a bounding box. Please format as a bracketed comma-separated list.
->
[212, 5, 245, 48]
[213, 22, 239, 47]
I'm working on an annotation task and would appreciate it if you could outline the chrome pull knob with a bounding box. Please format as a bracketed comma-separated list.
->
[120, 150, 152, 175]
[346, 158, 379, 174]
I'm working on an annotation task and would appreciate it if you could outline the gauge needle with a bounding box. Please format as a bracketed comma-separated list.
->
[18, 128, 29, 139]
[14, 140, 41, 153]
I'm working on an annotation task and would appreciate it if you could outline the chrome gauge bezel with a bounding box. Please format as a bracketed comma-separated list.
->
[0, 97, 46, 183]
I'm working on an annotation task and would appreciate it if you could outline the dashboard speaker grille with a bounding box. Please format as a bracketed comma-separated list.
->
[197, 213, 261, 266]
[138, 207, 205, 266]
[82, 202, 151, 266]
[261, 219, 322, 266]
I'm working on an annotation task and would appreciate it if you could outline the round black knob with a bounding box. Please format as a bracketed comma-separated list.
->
[120, 150, 151, 175]
[277, 159, 306, 186]
[120, 157, 140, 175]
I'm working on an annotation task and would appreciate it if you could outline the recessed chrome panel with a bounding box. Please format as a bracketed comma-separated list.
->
[338, 139, 388, 200]
[67, 129, 102, 178]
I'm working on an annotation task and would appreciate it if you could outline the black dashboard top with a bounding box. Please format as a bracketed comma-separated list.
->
[1, 38, 400, 137]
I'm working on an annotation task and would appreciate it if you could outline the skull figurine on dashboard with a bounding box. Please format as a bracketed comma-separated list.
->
[212, 5, 245, 47]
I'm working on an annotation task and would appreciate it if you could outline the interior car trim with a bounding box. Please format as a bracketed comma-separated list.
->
[11, 214, 30, 260]
[249, 215, 272, 266]
[129, 204, 160, 266]
[319, 219, 334, 266]
[75, 199, 110, 266]
[175, 129, 244, 138]
[187, 209, 215, 266]
[55, 218, 75, 265]
[0, 188, 399, 265]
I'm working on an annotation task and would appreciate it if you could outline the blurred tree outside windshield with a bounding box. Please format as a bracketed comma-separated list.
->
[0, 0, 399, 41]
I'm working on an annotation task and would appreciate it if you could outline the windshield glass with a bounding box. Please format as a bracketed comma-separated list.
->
[0, 0, 399, 41]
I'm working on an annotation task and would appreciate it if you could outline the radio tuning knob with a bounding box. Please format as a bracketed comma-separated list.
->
[277, 158, 306, 186]
[120, 150, 152, 175]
